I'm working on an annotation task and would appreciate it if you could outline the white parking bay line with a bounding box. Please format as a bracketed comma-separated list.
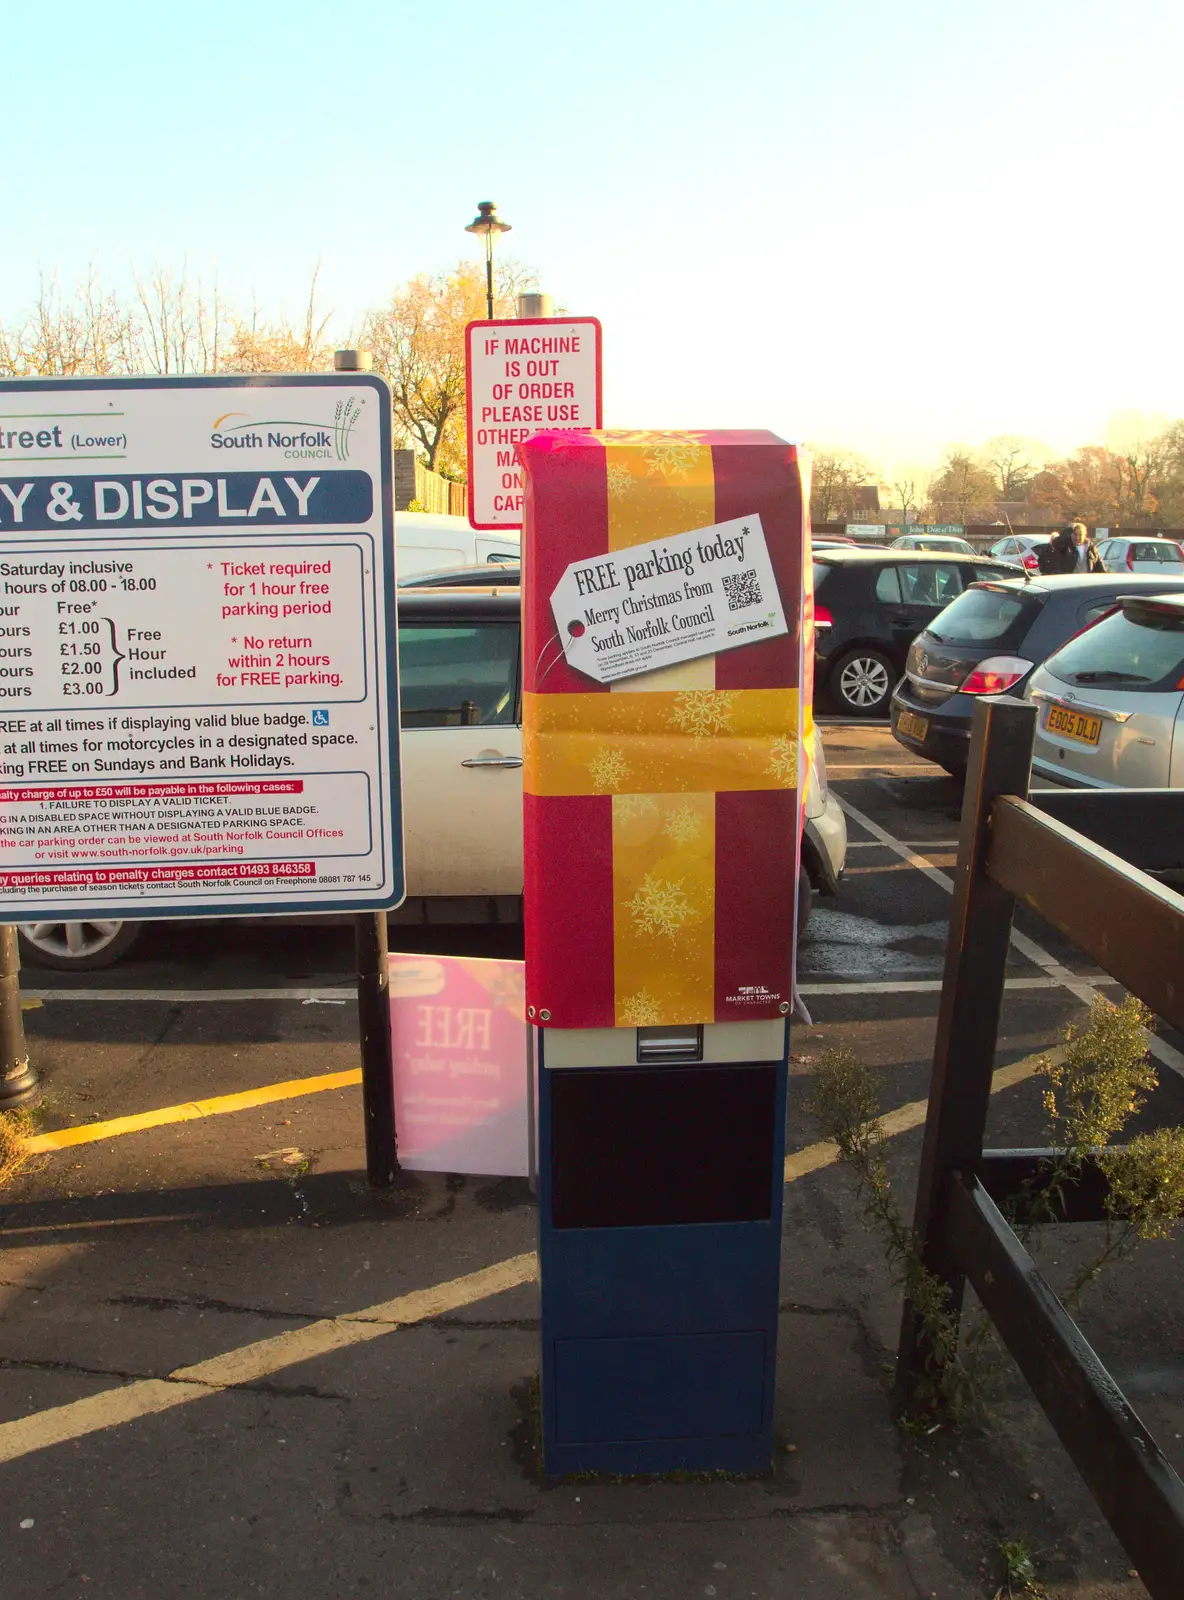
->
[826, 764, 930, 775]
[836, 795, 1184, 1082]
[798, 977, 1074, 996]
[845, 839, 958, 851]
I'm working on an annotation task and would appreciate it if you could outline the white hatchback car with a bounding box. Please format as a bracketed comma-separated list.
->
[1094, 536, 1184, 576]
[1026, 592, 1184, 789]
[19, 587, 847, 968]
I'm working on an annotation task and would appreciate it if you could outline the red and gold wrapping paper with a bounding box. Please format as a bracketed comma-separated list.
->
[519, 429, 809, 1029]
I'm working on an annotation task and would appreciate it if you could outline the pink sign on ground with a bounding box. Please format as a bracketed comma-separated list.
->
[389, 953, 530, 1176]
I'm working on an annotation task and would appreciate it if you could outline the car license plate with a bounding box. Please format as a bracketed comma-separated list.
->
[1044, 703, 1102, 746]
[896, 709, 929, 741]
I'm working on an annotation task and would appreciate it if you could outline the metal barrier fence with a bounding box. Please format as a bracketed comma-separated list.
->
[897, 694, 1184, 1597]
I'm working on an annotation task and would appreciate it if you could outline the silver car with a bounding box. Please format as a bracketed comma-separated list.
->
[986, 532, 1052, 574]
[1026, 593, 1184, 788]
[1094, 536, 1184, 576]
[890, 533, 977, 556]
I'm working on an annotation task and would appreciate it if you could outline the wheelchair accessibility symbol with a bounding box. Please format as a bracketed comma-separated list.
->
[312, 709, 330, 726]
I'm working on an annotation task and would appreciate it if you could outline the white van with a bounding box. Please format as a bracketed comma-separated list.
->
[395, 512, 519, 579]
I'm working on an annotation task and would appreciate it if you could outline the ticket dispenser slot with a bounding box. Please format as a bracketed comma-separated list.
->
[635, 1025, 703, 1064]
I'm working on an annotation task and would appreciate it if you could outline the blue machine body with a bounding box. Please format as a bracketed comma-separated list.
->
[537, 1028, 790, 1477]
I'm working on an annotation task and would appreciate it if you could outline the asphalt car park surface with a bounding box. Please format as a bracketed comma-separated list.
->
[2, 718, 1182, 1598]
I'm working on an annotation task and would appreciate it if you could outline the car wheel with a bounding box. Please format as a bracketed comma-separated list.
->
[17, 920, 143, 972]
[831, 647, 895, 715]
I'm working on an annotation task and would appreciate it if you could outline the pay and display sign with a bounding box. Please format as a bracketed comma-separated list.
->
[0, 374, 404, 921]
[465, 317, 602, 529]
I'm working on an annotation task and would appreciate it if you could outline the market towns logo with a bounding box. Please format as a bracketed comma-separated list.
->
[211, 395, 364, 462]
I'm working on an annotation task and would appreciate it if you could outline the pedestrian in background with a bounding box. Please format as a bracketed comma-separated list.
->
[1071, 521, 1105, 572]
[1037, 527, 1079, 574]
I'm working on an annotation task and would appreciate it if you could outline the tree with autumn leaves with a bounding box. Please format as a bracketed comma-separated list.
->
[812, 420, 1184, 528]
[358, 259, 535, 478]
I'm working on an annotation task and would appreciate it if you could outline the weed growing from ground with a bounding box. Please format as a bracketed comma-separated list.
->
[0, 1106, 32, 1187]
[810, 995, 1184, 1419]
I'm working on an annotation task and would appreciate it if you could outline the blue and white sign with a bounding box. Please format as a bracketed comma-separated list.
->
[0, 374, 403, 920]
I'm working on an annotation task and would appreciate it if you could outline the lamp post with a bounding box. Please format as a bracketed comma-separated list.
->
[465, 201, 512, 320]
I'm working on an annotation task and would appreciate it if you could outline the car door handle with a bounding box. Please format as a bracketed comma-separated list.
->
[460, 755, 523, 768]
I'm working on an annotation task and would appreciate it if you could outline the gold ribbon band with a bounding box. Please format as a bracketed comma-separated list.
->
[522, 688, 800, 798]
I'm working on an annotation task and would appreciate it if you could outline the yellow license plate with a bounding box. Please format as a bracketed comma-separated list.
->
[897, 709, 929, 741]
[1045, 703, 1102, 746]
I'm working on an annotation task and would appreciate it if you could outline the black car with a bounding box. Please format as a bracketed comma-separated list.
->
[813, 549, 1021, 716]
[398, 563, 521, 588]
[890, 571, 1184, 775]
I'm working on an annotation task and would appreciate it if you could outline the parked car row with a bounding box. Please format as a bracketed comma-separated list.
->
[813, 549, 1024, 715]
[889, 572, 1184, 774]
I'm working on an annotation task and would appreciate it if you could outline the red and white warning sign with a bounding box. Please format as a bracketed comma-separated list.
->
[465, 317, 602, 530]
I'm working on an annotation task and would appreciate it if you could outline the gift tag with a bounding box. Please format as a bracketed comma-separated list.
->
[549, 513, 788, 685]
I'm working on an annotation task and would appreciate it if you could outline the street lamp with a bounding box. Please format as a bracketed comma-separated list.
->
[465, 200, 512, 320]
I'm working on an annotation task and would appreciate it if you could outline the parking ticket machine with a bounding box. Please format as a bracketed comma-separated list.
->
[519, 430, 809, 1476]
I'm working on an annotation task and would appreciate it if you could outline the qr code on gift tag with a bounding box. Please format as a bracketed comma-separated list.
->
[721, 567, 763, 612]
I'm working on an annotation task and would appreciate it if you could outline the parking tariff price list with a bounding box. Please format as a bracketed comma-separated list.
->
[0, 539, 367, 715]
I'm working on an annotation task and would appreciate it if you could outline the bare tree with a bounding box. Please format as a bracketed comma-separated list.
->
[889, 466, 927, 523]
[0, 269, 136, 377]
[224, 266, 332, 373]
[984, 435, 1036, 499]
[133, 263, 228, 375]
[808, 448, 876, 523]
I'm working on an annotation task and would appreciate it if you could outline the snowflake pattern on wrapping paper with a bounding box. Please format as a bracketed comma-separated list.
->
[614, 793, 658, 823]
[587, 745, 630, 793]
[663, 803, 704, 846]
[667, 689, 735, 738]
[628, 873, 694, 940]
[620, 989, 663, 1027]
[599, 429, 704, 447]
[766, 735, 797, 787]
[645, 437, 702, 479]
[605, 462, 633, 499]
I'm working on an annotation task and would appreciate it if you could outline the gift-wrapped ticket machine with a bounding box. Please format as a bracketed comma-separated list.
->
[519, 429, 809, 1476]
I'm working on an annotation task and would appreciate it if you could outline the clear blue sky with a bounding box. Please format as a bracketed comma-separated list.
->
[5, 0, 1182, 474]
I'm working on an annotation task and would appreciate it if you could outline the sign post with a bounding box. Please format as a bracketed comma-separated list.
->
[464, 318, 602, 529]
[520, 428, 808, 1476]
[0, 373, 404, 1148]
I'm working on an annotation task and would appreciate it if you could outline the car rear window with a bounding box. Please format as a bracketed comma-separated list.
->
[813, 561, 832, 594]
[1044, 603, 1184, 690]
[1139, 542, 1184, 563]
[924, 584, 1040, 647]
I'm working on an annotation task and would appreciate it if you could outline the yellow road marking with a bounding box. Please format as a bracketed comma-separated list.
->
[23, 1070, 362, 1154]
[0, 1253, 537, 1465]
[0, 1048, 1063, 1465]
[784, 1047, 1058, 1182]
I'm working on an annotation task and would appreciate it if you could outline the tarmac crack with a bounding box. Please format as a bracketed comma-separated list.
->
[106, 1291, 316, 1321]
[1, 1355, 142, 1383]
[376, 1506, 534, 1524]
[430, 1316, 539, 1332]
[0, 1353, 349, 1402]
